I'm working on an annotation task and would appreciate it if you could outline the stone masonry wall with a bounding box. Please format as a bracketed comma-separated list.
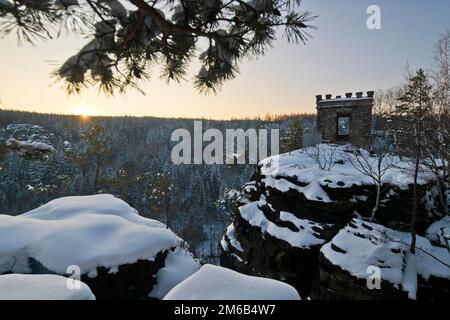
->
[316, 92, 373, 148]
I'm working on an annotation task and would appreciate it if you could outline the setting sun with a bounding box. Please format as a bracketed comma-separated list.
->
[72, 105, 97, 118]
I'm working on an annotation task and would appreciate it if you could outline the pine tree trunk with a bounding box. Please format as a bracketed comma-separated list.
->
[411, 126, 421, 255]
[93, 154, 100, 193]
[437, 179, 447, 215]
[442, 153, 449, 215]
[165, 198, 170, 229]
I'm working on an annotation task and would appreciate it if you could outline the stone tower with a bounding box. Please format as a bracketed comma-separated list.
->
[316, 91, 374, 148]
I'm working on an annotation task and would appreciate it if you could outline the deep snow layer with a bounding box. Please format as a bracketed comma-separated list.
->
[426, 216, 450, 247]
[260, 144, 434, 190]
[0, 274, 95, 300]
[321, 219, 450, 299]
[0, 195, 188, 275]
[237, 195, 329, 249]
[164, 264, 301, 300]
[149, 248, 200, 299]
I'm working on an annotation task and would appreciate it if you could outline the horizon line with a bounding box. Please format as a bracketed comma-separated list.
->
[0, 107, 317, 122]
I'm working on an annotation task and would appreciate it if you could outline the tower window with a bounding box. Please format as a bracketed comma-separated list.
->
[337, 116, 351, 136]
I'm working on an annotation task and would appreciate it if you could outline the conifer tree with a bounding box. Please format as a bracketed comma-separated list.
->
[395, 68, 433, 254]
[146, 171, 175, 228]
[65, 124, 113, 193]
[0, 141, 7, 161]
[281, 120, 303, 153]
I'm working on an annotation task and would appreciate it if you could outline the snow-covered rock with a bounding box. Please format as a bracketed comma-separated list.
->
[426, 215, 450, 247]
[0, 0, 13, 10]
[164, 264, 300, 300]
[0, 194, 199, 299]
[260, 144, 434, 189]
[0, 194, 177, 275]
[317, 219, 450, 300]
[4, 123, 53, 146]
[0, 274, 95, 300]
[149, 248, 200, 299]
[237, 195, 330, 249]
[221, 224, 244, 253]
[5, 138, 54, 159]
[221, 144, 445, 299]
[6, 138, 54, 152]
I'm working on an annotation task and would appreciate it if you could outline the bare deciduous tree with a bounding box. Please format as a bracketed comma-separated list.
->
[349, 143, 394, 222]
[307, 144, 338, 171]
[374, 87, 401, 119]
[425, 29, 450, 215]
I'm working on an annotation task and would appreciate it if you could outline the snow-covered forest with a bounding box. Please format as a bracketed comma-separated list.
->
[0, 109, 315, 263]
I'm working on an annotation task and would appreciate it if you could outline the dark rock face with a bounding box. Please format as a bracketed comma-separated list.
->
[417, 275, 450, 300]
[221, 218, 321, 295]
[27, 250, 170, 300]
[311, 253, 409, 300]
[220, 170, 354, 297]
[81, 251, 169, 300]
[221, 162, 446, 300]
[313, 218, 450, 301]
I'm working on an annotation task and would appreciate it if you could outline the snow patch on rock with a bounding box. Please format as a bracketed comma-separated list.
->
[239, 196, 328, 249]
[222, 224, 244, 252]
[0, 274, 95, 300]
[426, 215, 450, 247]
[260, 144, 434, 190]
[149, 249, 200, 299]
[164, 264, 300, 300]
[264, 177, 332, 203]
[321, 219, 450, 299]
[0, 195, 181, 275]
[6, 138, 54, 152]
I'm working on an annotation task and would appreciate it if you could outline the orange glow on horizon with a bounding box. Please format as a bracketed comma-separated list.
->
[72, 105, 97, 119]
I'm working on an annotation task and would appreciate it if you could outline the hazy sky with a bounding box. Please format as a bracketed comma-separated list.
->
[1, 0, 449, 119]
